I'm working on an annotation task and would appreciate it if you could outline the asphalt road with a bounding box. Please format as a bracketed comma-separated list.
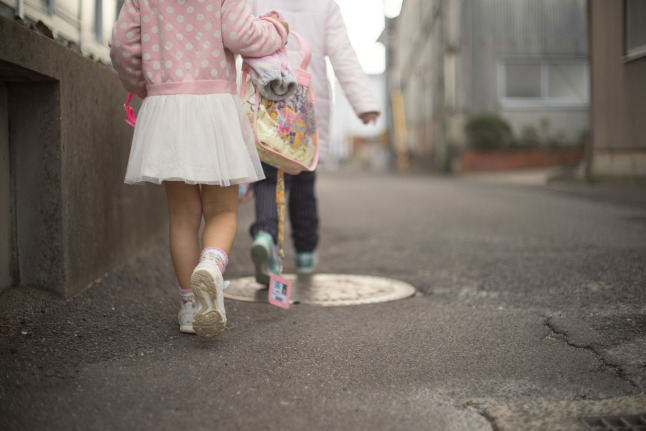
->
[1, 167, 645, 430]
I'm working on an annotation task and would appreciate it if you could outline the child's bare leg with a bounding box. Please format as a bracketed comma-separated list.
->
[164, 181, 203, 290]
[201, 184, 239, 255]
[189, 184, 238, 338]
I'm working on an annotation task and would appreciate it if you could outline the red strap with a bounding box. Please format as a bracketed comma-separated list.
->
[124, 93, 136, 127]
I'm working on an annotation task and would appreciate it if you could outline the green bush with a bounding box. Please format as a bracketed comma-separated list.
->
[464, 114, 514, 150]
[577, 129, 589, 149]
[517, 125, 540, 149]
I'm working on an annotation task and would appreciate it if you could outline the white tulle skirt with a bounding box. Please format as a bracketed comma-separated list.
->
[124, 93, 264, 186]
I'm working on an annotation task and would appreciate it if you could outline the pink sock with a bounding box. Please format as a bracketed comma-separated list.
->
[200, 247, 228, 274]
[179, 287, 194, 304]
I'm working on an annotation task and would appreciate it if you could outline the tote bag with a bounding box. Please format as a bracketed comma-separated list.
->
[240, 31, 318, 175]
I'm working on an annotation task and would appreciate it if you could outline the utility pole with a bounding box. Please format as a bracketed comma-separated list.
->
[435, 0, 449, 172]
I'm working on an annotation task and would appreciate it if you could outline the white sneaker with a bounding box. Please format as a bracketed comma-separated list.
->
[178, 298, 197, 334]
[178, 281, 230, 335]
[191, 261, 227, 338]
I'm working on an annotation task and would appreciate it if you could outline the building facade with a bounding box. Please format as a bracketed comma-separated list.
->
[386, 0, 589, 171]
[0, 0, 123, 62]
[586, 0, 646, 180]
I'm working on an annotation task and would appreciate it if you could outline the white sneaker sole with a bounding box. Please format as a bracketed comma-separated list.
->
[178, 304, 197, 334]
[191, 266, 226, 338]
[179, 324, 196, 334]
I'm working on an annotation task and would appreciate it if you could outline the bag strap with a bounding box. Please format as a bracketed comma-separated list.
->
[240, 66, 249, 99]
[289, 31, 311, 71]
[240, 67, 264, 153]
[124, 93, 136, 127]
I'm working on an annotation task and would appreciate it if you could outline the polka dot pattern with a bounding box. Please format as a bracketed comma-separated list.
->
[110, 0, 287, 94]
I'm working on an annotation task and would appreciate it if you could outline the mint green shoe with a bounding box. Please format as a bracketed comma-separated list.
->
[250, 232, 280, 286]
[296, 252, 318, 274]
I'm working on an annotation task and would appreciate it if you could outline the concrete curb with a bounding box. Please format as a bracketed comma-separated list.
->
[485, 396, 646, 431]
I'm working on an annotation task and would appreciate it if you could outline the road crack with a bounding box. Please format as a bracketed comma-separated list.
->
[463, 400, 500, 431]
[544, 318, 639, 390]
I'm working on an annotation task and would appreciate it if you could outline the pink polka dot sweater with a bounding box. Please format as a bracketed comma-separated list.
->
[109, 0, 288, 99]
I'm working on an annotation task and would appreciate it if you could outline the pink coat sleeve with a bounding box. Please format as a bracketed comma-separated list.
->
[325, 1, 379, 116]
[221, 0, 288, 57]
[109, 0, 146, 98]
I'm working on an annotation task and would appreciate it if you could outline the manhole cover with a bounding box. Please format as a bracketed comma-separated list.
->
[224, 274, 416, 306]
[581, 415, 646, 430]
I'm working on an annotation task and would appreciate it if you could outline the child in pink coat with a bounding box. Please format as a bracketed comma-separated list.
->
[110, 0, 288, 338]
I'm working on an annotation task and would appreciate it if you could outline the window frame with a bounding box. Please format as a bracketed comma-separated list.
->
[624, 0, 646, 62]
[95, 0, 103, 44]
[498, 57, 589, 110]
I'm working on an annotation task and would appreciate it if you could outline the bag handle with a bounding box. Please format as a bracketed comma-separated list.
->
[289, 31, 311, 71]
[239, 66, 264, 153]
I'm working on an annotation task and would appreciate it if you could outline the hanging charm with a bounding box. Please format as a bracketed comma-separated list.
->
[276, 169, 286, 267]
[269, 169, 292, 309]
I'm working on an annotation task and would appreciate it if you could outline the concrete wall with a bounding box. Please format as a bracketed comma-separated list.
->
[0, 83, 10, 289]
[0, 16, 168, 298]
[588, 1, 646, 179]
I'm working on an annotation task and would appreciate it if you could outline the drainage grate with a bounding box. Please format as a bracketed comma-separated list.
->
[581, 415, 646, 431]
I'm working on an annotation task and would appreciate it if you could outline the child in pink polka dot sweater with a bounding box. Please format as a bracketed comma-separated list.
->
[110, 0, 289, 338]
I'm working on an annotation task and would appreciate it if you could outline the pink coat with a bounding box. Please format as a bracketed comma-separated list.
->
[249, 0, 380, 161]
[110, 0, 288, 99]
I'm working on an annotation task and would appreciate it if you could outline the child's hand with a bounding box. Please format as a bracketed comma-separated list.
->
[270, 13, 289, 34]
[238, 183, 255, 204]
[279, 19, 289, 34]
[359, 112, 379, 125]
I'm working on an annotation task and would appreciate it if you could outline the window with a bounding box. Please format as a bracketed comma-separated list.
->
[32, 0, 55, 14]
[505, 64, 541, 98]
[94, 0, 118, 45]
[57, 0, 80, 18]
[625, 0, 646, 60]
[547, 64, 587, 99]
[500, 59, 588, 108]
